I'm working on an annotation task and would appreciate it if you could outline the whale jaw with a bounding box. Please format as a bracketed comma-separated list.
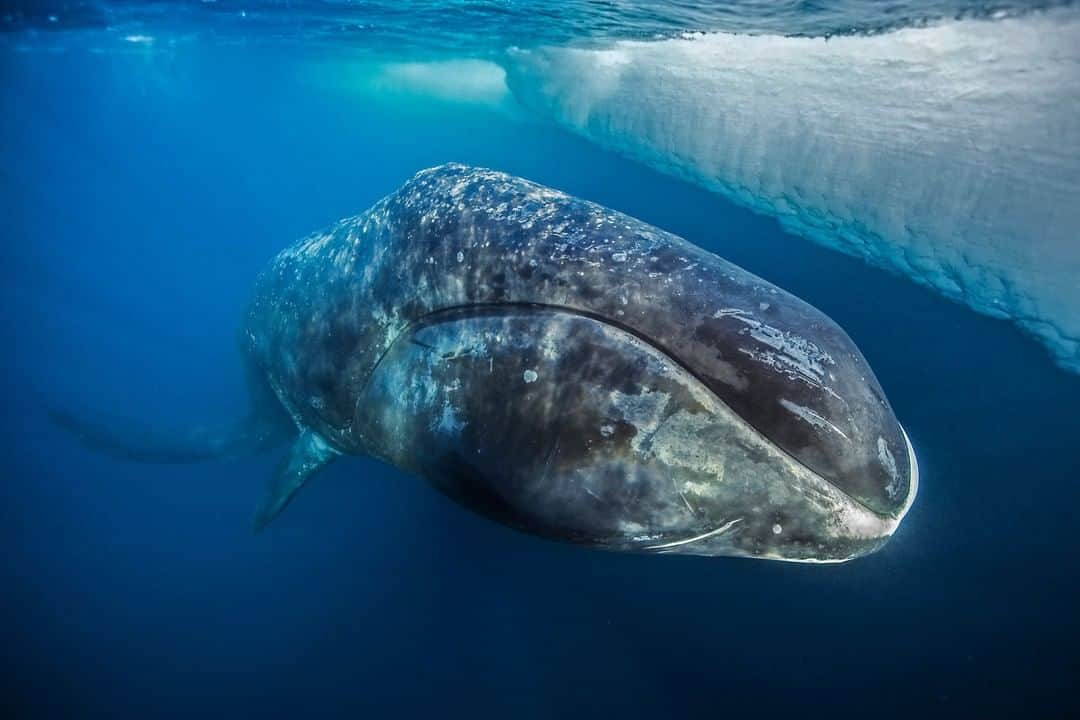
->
[349, 305, 918, 563]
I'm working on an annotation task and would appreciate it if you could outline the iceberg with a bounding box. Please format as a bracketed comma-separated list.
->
[504, 9, 1080, 371]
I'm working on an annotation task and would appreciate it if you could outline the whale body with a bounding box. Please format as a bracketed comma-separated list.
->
[58, 164, 918, 562]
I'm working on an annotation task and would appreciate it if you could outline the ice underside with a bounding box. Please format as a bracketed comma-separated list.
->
[503, 8, 1080, 371]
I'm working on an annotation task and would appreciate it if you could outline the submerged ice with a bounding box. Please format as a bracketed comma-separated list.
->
[504, 8, 1080, 372]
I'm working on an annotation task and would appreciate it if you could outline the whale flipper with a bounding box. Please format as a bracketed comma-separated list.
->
[253, 429, 339, 531]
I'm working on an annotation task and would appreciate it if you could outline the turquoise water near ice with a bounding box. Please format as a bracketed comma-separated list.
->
[3, 2, 1079, 717]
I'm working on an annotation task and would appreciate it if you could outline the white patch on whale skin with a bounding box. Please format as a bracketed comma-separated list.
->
[711, 308, 838, 394]
[280, 229, 335, 262]
[779, 398, 850, 442]
[433, 398, 467, 435]
[646, 409, 729, 490]
[719, 309, 834, 380]
[680, 479, 714, 497]
[610, 387, 671, 452]
[645, 518, 743, 550]
[878, 436, 901, 500]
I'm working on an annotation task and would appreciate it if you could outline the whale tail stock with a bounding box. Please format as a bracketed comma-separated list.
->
[49, 353, 296, 465]
[48, 352, 343, 532]
[48, 407, 291, 464]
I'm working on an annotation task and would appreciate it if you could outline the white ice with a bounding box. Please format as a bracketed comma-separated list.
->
[505, 9, 1080, 371]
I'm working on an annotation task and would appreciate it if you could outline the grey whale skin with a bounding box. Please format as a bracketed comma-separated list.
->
[63, 164, 919, 563]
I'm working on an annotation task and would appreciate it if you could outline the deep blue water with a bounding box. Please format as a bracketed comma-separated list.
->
[3, 3, 1080, 718]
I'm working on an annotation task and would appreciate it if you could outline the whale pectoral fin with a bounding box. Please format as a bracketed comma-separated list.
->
[253, 429, 340, 531]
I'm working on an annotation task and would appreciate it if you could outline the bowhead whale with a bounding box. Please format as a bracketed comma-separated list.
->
[56, 164, 918, 562]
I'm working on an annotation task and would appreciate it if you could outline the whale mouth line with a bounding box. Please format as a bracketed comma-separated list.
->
[360, 300, 904, 519]
[644, 517, 744, 551]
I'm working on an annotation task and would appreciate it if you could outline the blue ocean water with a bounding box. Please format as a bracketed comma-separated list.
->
[3, 1, 1079, 718]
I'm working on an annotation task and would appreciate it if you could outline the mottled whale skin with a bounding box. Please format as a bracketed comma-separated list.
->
[55, 164, 918, 563]
[235, 164, 917, 562]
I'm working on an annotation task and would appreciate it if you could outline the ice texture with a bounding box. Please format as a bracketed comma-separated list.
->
[504, 9, 1080, 371]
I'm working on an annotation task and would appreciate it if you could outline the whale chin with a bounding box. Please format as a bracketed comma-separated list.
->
[618, 422, 920, 564]
[759, 426, 919, 564]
